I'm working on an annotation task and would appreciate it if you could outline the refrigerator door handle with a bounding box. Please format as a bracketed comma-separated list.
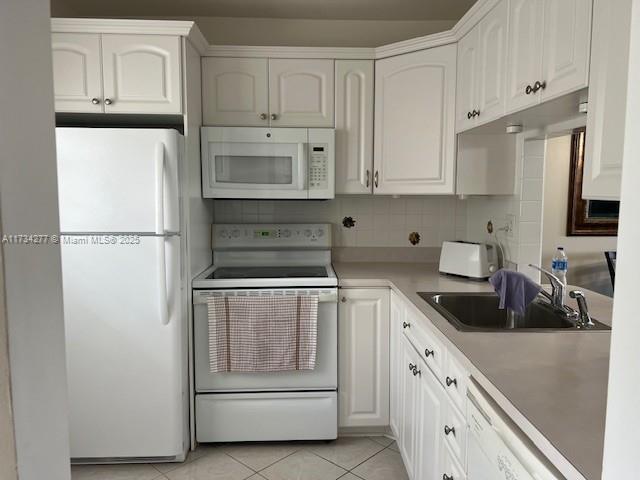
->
[158, 236, 170, 326]
[155, 143, 165, 235]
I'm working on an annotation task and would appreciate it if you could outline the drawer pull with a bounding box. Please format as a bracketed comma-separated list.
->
[443, 475, 453, 480]
[412, 366, 421, 377]
[409, 362, 415, 371]
[444, 425, 455, 436]
[402, 322, 410, 329]
[424, 348, 434, 358]
[446, 376, 457, 388]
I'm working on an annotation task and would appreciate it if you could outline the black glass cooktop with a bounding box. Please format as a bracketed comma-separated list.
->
[209, 266, 328, 279]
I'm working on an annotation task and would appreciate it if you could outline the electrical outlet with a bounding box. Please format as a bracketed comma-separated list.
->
[505, 214, 516, 238]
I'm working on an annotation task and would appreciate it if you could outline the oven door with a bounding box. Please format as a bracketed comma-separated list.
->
[193, 288, 337, 392]
[201, 127, 308, 199]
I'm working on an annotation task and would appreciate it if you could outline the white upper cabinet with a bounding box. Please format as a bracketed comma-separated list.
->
[338, 289, 390, 428]
[52, 33, 182, 114]
[101, 35, 182, 114]
[506, 0, 545, 113]
[52, 33, 103, 113]
[540, 0, 591, 101]
[335, 60, 374, 194]
[506, 0, 591, 113]
[456, 28, 480, 132]
[269, 59, 335, 127]
[583, 0, 632, 200]
[476, 0, 508, 123]
[374, 45, 457, 195]
[456, 0, 508, 132]
[202, 57, 269, 126]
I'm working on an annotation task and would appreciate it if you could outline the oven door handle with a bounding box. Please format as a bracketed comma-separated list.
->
[193, 292, 338, 305]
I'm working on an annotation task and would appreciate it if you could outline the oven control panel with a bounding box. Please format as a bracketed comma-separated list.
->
[308, 144, 328, 190]
[213, 224, 332, 248]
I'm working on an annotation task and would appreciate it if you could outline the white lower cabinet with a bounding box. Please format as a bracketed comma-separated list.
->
[338, 288, 390, 427]
[390, 291, 405, 438]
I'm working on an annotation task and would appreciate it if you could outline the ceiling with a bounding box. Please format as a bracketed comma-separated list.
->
[51, 0, 477, 21]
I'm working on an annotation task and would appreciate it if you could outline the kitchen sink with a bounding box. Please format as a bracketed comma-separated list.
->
[418, 292, 611, 332]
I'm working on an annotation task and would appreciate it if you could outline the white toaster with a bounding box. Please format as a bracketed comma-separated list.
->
[439, 241, 499, 280]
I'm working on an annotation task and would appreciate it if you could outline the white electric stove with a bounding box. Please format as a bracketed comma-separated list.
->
[192, 224, 338, 442]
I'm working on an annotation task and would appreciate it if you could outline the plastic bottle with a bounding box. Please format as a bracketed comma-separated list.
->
[551, 247, 568, 290]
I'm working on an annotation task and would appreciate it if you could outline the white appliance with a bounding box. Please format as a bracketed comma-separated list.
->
[439, 241, 499, 280]
[56, 128, 188, 462]
[201, 127, 335, 199]
[192, 224, 338, 442]
[467, 379, 562, 480]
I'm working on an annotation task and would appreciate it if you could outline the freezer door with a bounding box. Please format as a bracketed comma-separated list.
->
[61, 235, 184, 459]
[56, 128, 181, 233]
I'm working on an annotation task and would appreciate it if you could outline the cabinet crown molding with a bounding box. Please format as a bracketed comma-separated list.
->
[52, 0, 499, 60]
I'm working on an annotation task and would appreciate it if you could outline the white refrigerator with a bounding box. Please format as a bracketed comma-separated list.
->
[56, 128, 188, 461]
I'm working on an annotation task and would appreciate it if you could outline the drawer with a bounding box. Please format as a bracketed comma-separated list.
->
[196, 392, 337, 442]
[441, 439, 467, 480]
[403, 308, 446, 380]
[443, 397, 467, 465]
[443, 353, 468, 413]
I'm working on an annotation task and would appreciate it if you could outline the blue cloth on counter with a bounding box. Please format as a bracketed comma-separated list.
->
[489, 269, 542, 315]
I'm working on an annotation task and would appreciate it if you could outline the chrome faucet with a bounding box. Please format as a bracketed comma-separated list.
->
[528, 264, 566, 309]
[569, 290, 595, 329]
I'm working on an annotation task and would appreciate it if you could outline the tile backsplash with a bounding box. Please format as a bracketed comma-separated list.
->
[213, 196, 468, 248]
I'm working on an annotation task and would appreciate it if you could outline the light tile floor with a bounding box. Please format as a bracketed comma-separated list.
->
[71, 436, 408, 480]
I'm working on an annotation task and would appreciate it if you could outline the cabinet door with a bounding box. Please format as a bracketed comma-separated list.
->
[335, 60, 374, 194]
[51, 33, 103, 113]
[476, 0, 508, 125]
[399, 335, 418, 479]
[389, 291, 405, 439]
[540, 0, 591, 101]
[505, 0, 544, 113]
[202, 57, 269, 126]
[338, 289, 390, 427]
[101, 34, 182, 114]
[456, 27, 479, 132]
[414, 358, 446, 480]
[269, 59, 335, 127]
[583, 0, 632, 200]
[374, 45, 457, 195]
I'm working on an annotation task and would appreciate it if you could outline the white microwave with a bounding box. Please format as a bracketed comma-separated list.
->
[201, 127, 335, 199]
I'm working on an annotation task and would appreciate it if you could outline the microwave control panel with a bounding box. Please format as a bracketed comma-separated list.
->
[309, 144, 329, 190]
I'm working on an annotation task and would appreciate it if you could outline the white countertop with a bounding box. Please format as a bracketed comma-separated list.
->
[334, 262, 612, 480]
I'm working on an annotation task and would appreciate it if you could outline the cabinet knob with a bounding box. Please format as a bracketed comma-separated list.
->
[525, 85, 533, 95]
[533, 80, 547, 92]
[473, 109, 481, 117]
[366, 170, 371, 188]
[467, 111, 472, 119]
[259, 113, 268, 120]
[412, 366, 421, 377]
[374, 170, 379, 188]
[341, 297, 347, 303]
[402, 321, 410, 329]
[104, 98, 113, 105]
[90, 97, 100, 105]
[424, 348, 434, 358]
[270, 113, 278, 121]
[409, 362, 415, 371]
[444, 425, 456, 436]
[443, 474, 453, 480]
[445, 376, 457, 388]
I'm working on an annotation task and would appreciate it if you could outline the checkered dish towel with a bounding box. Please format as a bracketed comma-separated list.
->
[207, 295, 318, 373]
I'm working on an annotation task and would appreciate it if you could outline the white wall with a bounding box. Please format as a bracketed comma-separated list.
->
[541, 136, 617, 296]
[137, 16, 455, 47]
[0, 0, 71, 478]
[214, 196, 467, 248]
[602, 0, 640, 477]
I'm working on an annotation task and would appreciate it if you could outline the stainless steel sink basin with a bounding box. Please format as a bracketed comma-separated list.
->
[418, 292, 611, 332]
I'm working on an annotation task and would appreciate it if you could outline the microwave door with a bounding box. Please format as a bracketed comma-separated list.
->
[206, 141, 307, 199]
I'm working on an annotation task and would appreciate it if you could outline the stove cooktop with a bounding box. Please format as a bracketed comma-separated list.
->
[208, 266, 329, 280]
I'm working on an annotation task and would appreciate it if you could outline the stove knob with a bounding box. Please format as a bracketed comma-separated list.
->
[219, 229, 228, 238]
[231, 229, 240, 238]
[316, 229, 325, 237]
[304, 229, 312, 237]
[282, 229, 292, 238]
